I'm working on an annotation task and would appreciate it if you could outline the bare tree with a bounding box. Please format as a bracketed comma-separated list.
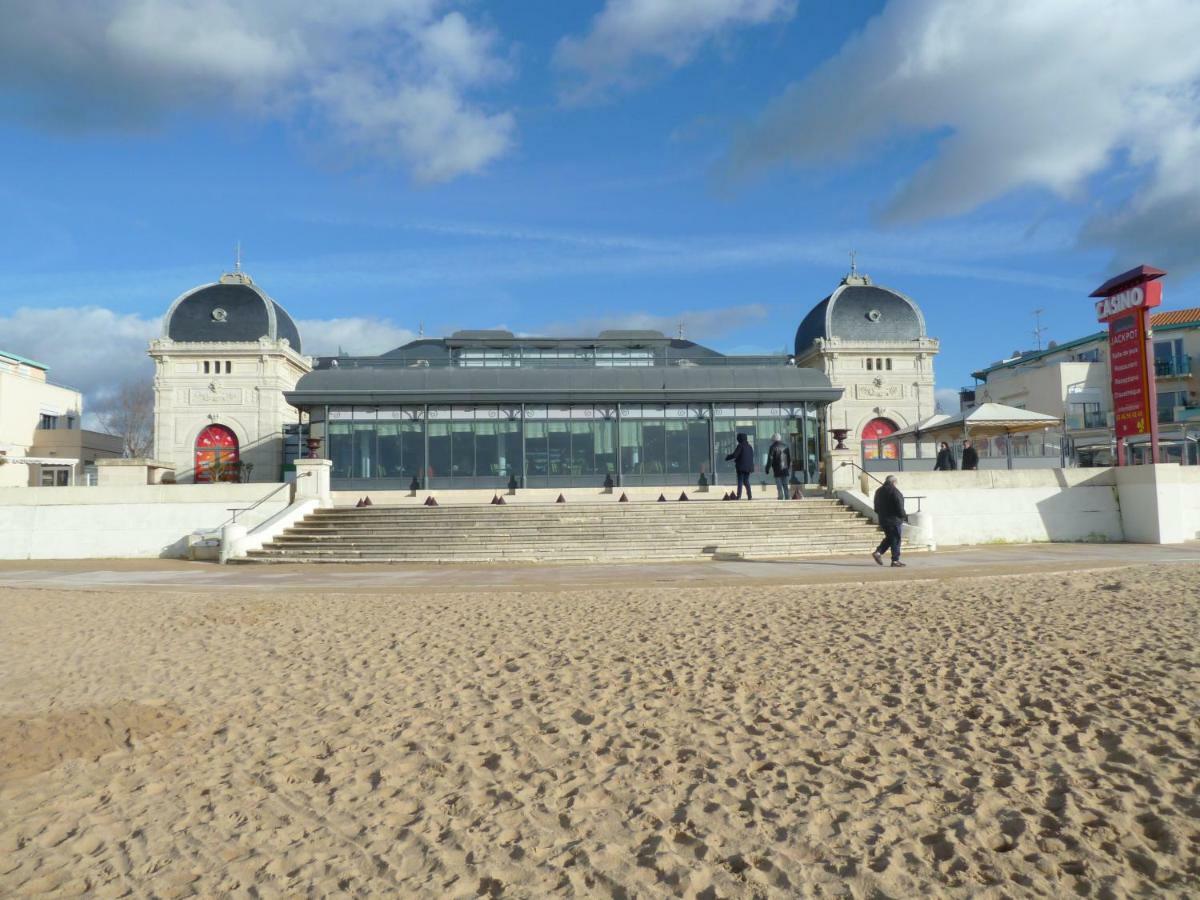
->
[95, 381, 155, 458]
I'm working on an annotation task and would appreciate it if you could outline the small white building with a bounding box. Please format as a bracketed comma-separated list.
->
[966, 306, 1200, 465]
[793, 270, 940, 463]
[149, 270, 312, 483]
[0, 349, 121, 486]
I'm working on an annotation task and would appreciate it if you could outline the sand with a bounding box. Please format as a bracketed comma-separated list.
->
[1, 563, 1197, 898]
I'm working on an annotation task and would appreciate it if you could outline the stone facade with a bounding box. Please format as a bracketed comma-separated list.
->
[148, 272, 311, 483]
[794, 273, 940, 461]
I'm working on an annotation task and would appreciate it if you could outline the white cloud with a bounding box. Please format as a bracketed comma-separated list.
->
[0, 306, 160, 424]
[555, 0, 795, 100]
[538, 303, 769, 341]
[295, 317, 418, 356]
[934, 387, 961, 414]
[0, 306, 416, 426]
[728, 0, 1200, 272]
[0, 0, 515, 182]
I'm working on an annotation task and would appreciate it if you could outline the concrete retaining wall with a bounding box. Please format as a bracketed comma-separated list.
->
[0, 484, 292, 559]
[1182, 467, 1200, 541]
[849, 465, 1200, 546]
[846, 469, 1124, 546]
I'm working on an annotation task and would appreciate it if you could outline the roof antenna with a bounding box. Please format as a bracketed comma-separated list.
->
[418, 321, 425, 338]
[235, 241, 242, 274]
[849, 249, 857, 278]
[1032, 308, 1047, 351]
[676, 320, 685, 340]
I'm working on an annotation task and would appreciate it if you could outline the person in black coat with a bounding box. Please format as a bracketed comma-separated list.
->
[961, 440, 979, 471]
[872, 475, 908, 567]
[724, 432, 755, 500]
[934, 441, 956, 471]
[766, 432, 791, 500]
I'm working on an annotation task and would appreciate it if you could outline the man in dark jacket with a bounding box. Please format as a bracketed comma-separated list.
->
[934, 441, 956, 471]
[872, 475, 908, 567]
[961, 440, 979, 471]
[725, 432, 755, 499]
[766, 432, 791, 500]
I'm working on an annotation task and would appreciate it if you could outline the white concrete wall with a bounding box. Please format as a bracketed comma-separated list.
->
[848, 469, 1125, 546]
[0, 483, 292, 559]
[1114, 464, 1200, 544]
[1182, 467, 1200, 542]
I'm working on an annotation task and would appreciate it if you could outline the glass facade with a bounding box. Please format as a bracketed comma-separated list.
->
[317, 402, 824, 489]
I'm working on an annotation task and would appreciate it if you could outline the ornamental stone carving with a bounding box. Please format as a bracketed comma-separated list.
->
[855, 382, 903, 400]
[189, 388, 243, 406]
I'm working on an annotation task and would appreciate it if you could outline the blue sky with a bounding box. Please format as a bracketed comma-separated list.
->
[2, 0, 1198, 415]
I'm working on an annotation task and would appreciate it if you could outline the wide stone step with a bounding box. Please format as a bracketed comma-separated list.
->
[293, 518, 868, 529]
[243, 494, 882, 565]
[273, 527, 873, 544]
[243, 545, 879, 563]
[299, 513, 865, 527]
[313, 502, 848, 516]
[251, 533, 880, 552]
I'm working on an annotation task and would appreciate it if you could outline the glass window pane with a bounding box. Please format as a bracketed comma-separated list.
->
[402, 422, 424, 480]
[351, 423, 375, 479]
[570, 421, 594, 476]
[548, 421, 570, 475]
[620, 421, 643, 474]
[428, 423, 450, 479]
[665, 420, 689, 477]
[377, 422, 403, 478]
[688, 420, 710, 476]
[642, 421, 666, 476]
[474, 421, 499, 477]
[329, 422, 352, 478]
[450, 423, 474, 477]
[524, 422, 548, 476]
[499, 421, 521, 477]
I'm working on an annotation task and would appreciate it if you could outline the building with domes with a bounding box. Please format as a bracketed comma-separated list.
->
[793, 269, 939, 462]
[149, 270, 311, 483]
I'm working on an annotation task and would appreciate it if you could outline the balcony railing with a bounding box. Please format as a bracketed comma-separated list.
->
[1154, 355, 1192, 378]
[1066, 411, 1109, 430]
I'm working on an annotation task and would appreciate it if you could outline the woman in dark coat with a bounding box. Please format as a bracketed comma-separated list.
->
[724, 432, 755, 499]
[934, 441, 956, 471]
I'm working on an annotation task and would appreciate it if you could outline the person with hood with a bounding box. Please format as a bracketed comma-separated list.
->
[961, 439, 979, 471]
[766, 432, 792, 500]
[872, 475, 908, 567]
[725, 432, 755, 499]
[934, 441, 956, 471]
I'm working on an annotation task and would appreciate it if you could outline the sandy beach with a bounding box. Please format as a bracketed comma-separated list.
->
[1, 562, 1197, 897]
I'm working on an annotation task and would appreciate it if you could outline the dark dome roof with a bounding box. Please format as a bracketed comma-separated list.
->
[795, 276, 925, 355]
[163, 274, 302, 352]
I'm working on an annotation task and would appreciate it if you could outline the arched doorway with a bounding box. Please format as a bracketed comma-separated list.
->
[861, 417, 899, 460]
[195, 424, 240, 482]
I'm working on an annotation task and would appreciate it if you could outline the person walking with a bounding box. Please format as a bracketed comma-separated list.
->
[766, 433, 791, 500]
[725, 432, 755, 500]
[871, 475, 908, 567]
[961, 440, 979, 471]
[934, 441, 956, 471]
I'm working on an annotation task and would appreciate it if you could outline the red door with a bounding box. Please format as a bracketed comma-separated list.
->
[195, 425, 240, 482]
[862, 417, 899, 460]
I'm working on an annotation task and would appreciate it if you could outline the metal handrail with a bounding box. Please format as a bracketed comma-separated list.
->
[838, 461, 925, 512]
[222, 474, 309, 528]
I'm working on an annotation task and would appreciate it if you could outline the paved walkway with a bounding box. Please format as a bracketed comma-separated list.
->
[1, 543, 1197, 593]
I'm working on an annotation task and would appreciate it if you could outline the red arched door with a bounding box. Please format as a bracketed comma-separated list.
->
[862, 417, 899, 460]
[195, 425, 240, 482]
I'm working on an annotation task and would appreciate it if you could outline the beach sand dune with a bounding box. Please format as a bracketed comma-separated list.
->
[1, 564, 1197, 897]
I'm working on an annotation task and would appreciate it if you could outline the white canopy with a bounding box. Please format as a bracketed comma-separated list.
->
[887, 403, 1061, 441]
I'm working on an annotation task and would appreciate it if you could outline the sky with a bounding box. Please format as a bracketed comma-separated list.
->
[2, 0, 1199, 419]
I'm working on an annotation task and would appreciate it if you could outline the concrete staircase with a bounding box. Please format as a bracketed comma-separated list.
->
[239, 497, 882, 564]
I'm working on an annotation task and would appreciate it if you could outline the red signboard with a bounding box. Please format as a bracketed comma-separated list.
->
[1090, 266, 1166, 453]
[1106, 310, 1153, 438]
